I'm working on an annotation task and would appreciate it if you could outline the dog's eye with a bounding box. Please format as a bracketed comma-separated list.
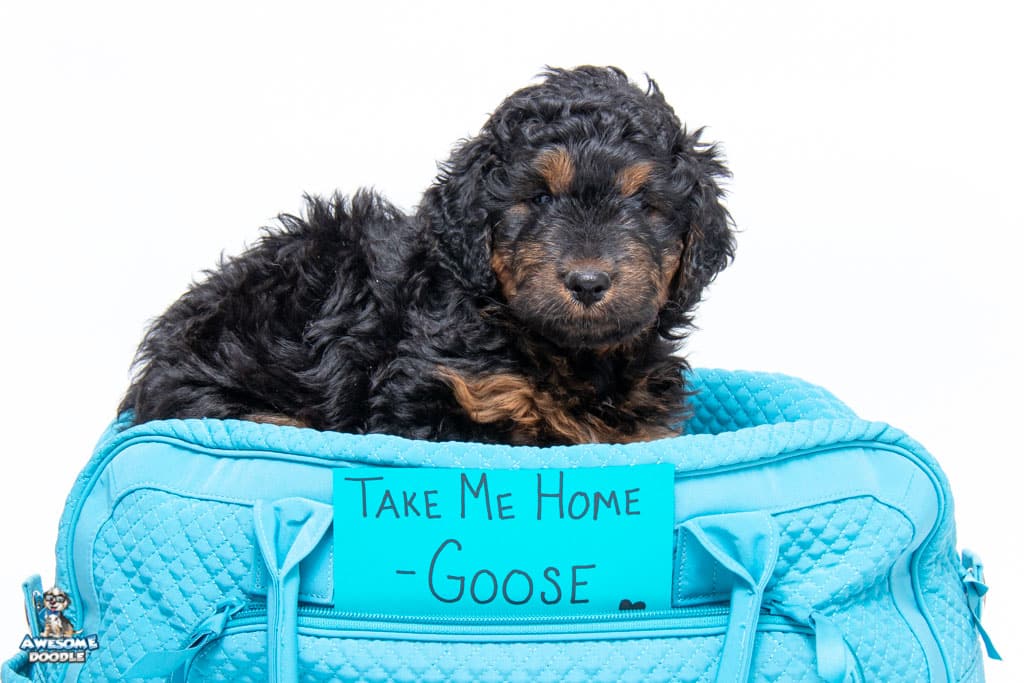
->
[532, 193, 553, 206]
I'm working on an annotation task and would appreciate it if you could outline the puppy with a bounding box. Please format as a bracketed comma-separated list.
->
[40, 588, 77, 638]
[120, 66, 734, 445]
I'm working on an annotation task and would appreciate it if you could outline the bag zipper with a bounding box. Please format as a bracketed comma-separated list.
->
[223, 600, 809, 641]
[127, 598, 815, 681]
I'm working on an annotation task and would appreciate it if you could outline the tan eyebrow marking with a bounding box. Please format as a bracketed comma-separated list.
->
[617, 161, 655, 197]
[534, 148, 575, 195]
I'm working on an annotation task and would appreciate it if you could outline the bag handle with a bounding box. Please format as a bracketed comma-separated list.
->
[679, 511, 778, 683]
[253, 497, 334, 683]
[682, 511, 864, 683]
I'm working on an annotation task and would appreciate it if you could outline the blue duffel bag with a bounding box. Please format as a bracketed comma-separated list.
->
[3, 369, 998, 682]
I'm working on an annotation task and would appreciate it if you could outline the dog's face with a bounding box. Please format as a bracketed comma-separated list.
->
[490, 144, 686, 348]
[423, 66, 734, 350]
[43, 588, 70, 613]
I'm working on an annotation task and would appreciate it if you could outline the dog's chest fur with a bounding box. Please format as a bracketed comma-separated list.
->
[43, 613, 75, 638]
[438, 338, 685, 445]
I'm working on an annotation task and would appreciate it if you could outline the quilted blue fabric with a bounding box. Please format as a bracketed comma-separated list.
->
[3, 369, 988, 683]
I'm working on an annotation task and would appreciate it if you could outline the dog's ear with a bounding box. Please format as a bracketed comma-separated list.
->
[661, 133, 735, 331]
[420, 134, 502, 292]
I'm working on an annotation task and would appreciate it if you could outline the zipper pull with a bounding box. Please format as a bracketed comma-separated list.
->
[764, 602, 861, 683]
[808, 611, 861, 683]
[124, 598, 245, 680]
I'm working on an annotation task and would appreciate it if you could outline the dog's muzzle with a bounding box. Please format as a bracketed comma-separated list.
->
[563, 268, 612, 307]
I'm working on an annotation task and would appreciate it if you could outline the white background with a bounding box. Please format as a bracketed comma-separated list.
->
[1, 1, 1020, 678]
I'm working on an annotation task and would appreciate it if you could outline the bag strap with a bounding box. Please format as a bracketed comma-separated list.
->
[20, 575, 43, 639]
[680, 511, 865, 683]
[960, 550, 1001, 660]
[679, 511, 778, 683]
[253, 497, 335, 683]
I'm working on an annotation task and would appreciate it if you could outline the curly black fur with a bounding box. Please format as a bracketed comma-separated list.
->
[121, 66, 734, 445]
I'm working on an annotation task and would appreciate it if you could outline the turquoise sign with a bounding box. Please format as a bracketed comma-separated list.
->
[333, 464, 675, 617]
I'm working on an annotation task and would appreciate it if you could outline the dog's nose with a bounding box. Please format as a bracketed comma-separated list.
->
[564, 269, 611, 306]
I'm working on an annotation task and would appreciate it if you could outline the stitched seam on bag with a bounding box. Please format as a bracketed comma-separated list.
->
[956, 646, 981, 682]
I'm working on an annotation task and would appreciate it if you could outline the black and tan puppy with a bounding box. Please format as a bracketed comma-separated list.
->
[40, 588, 77, 638]
[121, 66, 734, 445]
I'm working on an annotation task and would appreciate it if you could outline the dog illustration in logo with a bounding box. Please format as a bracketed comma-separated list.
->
[40, 587, 78, 638]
